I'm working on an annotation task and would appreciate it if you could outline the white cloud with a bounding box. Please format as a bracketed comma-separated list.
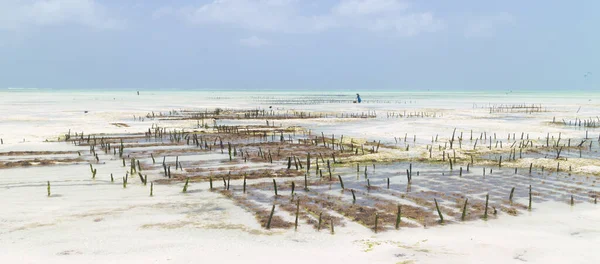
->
[152, 6, 175, 20]
[239, 36, 270, 47]
[0, 0, 121, 31]
[366, 12, 442, 36]
[167, 0, 443, 36]
[333, 0, 409, 16]
[465, 12, 515, 38]
[179, 0, 296, 32]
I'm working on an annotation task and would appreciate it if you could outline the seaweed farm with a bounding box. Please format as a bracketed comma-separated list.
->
[1, 91, 599, 263]
[6, 105, 599, 229]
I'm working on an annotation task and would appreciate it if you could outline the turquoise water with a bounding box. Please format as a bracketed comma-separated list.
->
[3, 86, 599, 95]
[3, 88, 600, 99]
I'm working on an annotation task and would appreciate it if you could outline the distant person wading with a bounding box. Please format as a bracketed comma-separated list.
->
[354, 93, 362, 103]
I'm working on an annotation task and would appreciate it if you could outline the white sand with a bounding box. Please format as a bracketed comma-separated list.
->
[1, 90, 599, 263]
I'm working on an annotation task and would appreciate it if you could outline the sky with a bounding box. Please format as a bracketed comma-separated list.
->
[0, 0, 598, 91]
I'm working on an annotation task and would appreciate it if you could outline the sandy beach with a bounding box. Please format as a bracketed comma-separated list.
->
[1, 90, 599, 263]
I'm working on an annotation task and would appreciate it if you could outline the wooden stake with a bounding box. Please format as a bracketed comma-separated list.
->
[395, 204, 402, 229]
[374, 213, 379, 233]
[294, 199, 300, 231]
[318, 212, 323, 231]
[182, 178, 189, 193]
[243, 175, 246, 193]
[528, 185, 532, 210]
[434, 198, 444, 223]
[266, 205, 275, 230]
[570, 195, 574, 206]
[304, 174, 309, 191]
[461, 198, 468, 221]
[330, 219, 334, 234]
[509, 187, 515, 205]
[484, 193, 489, 219]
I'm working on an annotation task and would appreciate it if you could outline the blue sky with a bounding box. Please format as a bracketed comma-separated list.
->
[0, 0, 598, 91]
